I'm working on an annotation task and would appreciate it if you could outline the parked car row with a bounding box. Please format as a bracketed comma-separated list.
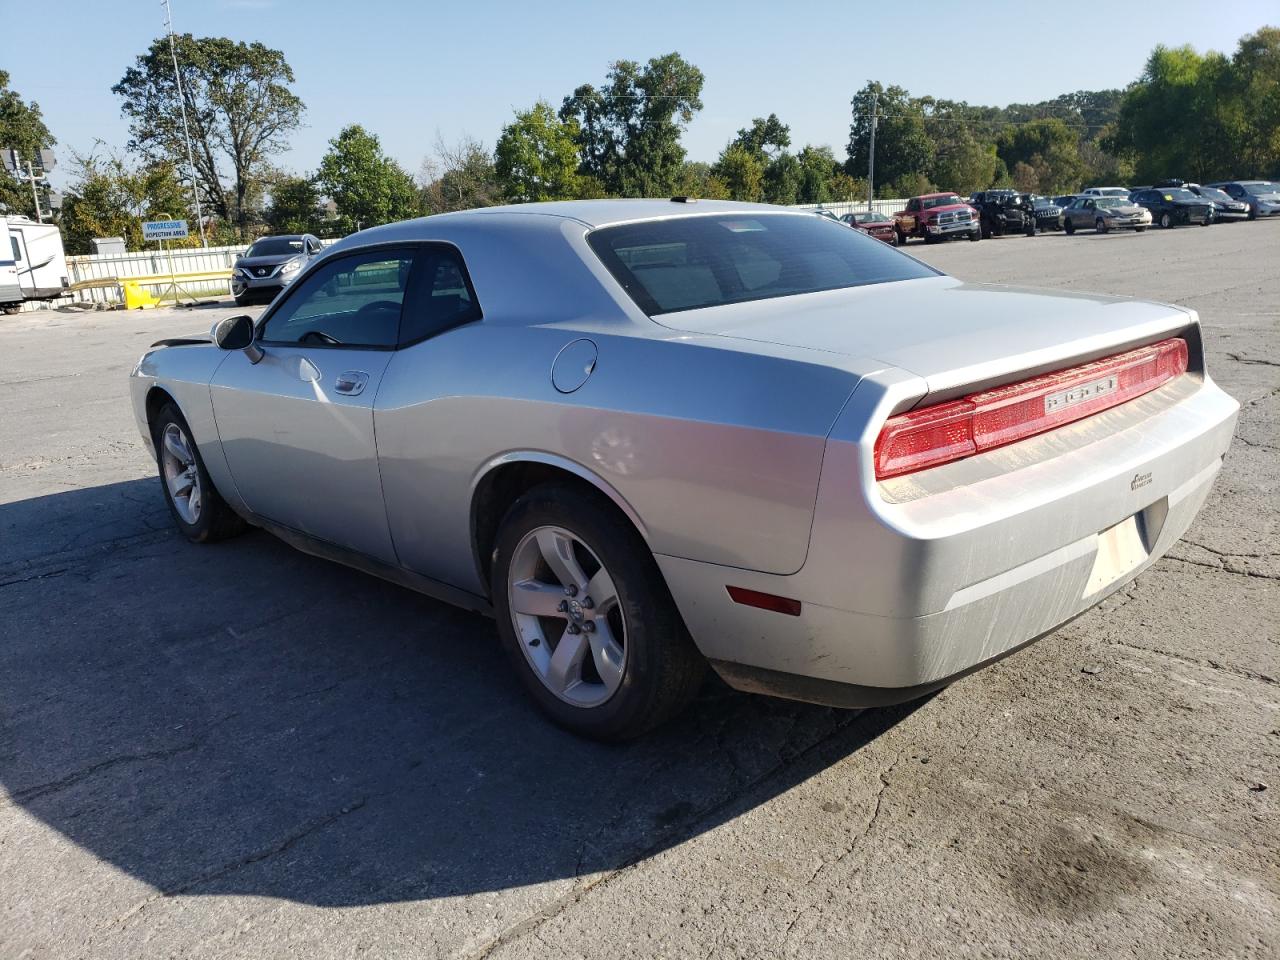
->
[829, 178, 1280, 246]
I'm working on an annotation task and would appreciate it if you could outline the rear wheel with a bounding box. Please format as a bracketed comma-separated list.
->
[151, 403, 246, 543]
[492, 483, 706, 740]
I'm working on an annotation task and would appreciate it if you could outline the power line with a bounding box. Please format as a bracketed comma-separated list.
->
[161, 0, 207, 247]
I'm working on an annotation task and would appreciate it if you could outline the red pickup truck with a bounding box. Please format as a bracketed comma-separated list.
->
[894, 193, 981, 244]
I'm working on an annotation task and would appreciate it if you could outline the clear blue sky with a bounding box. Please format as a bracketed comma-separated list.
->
[2, 0, 1275, 189]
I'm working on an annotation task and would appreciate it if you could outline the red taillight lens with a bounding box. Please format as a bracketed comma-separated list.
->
[874, 337, 1188, 480]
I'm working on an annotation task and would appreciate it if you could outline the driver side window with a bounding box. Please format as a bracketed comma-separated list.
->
[261, 249, 414, 347]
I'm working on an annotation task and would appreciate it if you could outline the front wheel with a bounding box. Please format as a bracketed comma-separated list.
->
[968, 229, 980, 242]
[895, 227, 908, 245]
[1064, 219, 1075, 235]
[151, 403, 246, 542]
[1135, 226, 1147, 232]
[1160, 212, 1173, 228]
[492, 483, 706, 740]
[1096, 218, 1109, 234]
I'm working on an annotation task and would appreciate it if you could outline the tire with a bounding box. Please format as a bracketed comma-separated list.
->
[980, 223, 992, 239]
[491, 482, 706, 740]
[1064, 219, 1075, 235]
[1248, 207, 1257, 221]
[1096, 218, 1109, 234]
[888, 230, 899, 247]
[234, 293, 253, 308]
[2, 304, 21, 315]
[1160, 212, 1173, 228]
[895, 227, 908, 246]
[968, 229, 980, 242]
[1135, 226, 1147, 233]
[151, 403, 246, 543]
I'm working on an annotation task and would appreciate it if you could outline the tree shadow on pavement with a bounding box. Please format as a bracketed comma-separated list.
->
[0, 478, 920, 906]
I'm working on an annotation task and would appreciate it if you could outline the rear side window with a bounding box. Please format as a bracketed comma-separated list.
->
[588, 214, 937, 316]
[399, 246, 482, 345]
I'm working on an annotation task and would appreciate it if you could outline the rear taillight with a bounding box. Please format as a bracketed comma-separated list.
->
[874, 337, 1189, 480]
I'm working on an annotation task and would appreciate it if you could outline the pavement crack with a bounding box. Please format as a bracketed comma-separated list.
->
[0, 567, 68, 588]
[4, 741, 201, 807]
[804, 749, 902, 887]
[1160, 555, 1280, 581]
[1106, 639, 1277, 687]
[111, 796, 369, 928]
[1226, 352, 1280, 368]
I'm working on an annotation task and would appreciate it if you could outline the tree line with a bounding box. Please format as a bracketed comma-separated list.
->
[0, 27, 1275, 254]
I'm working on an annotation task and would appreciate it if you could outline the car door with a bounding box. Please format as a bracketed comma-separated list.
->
[209, 246, 421, 563]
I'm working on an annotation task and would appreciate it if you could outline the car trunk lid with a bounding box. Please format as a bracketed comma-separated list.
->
[655, 276, 1195, 405]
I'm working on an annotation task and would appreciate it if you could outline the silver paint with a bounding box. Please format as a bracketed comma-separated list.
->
[129, 199, 1240, 701]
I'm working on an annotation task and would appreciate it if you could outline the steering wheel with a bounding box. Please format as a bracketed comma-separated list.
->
[356, 299, 400, 318]
[300, 330, 341, 346]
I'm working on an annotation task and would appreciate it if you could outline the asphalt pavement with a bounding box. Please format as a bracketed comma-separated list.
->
[0, 219, 1276, 959]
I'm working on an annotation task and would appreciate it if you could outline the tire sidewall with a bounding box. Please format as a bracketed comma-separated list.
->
[152, 404, 221, 543]
[491, 486, 693, 739]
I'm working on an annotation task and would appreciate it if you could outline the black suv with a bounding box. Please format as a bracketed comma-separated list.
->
[968, 190, 1036, 238]
[1129, 187, 1213, 228]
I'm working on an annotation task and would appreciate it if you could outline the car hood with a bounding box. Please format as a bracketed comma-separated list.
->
[1101, 204, 1144, 215]
[235, 254, 298, 269]
[918, 203, 973, 216]
[656, 276, 1193, 402]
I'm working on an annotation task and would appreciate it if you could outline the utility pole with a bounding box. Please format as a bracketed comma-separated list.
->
[25, 162, 43, 222]
[162, 0, 207, 247]
[866, 91, 878, 212]
[3, 149, 54, 221]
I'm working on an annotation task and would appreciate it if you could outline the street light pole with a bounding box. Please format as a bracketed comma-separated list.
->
[162, 0, 207, 247]
[866, 91, 878, 212]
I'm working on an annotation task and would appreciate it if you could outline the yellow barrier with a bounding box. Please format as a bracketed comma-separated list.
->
[108, 269, 232, 309]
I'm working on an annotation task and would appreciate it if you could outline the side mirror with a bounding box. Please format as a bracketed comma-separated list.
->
[212, 314, 264, 363]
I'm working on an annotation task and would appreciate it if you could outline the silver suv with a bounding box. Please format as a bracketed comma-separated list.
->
[231, 234, 323, 306]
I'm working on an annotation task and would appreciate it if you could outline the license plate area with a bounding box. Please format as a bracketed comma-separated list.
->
[1083, 497, 1168, 597]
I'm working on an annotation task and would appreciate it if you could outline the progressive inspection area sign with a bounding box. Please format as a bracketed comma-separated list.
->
[142, 219, 189, 241]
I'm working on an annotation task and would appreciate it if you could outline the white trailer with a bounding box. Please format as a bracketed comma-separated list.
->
[1, 216, 69, 314]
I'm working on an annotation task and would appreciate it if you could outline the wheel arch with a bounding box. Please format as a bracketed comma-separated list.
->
[470, 453, 651, 593]
[144, 384, 180, 434]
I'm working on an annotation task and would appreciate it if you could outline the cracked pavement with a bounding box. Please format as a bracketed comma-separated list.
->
[0, 223, 1276, 959]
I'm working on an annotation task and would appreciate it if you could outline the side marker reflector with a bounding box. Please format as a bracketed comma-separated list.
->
[727, 586, 802, 617]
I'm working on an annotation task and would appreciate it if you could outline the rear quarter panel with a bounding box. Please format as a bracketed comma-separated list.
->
[373, 323, 864, 593]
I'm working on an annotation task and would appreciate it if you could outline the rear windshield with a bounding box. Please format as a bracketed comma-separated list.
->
[587, 214, 938, 316]
[246, 237, 304, 257]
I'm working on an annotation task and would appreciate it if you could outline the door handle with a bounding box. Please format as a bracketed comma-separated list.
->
[334, 371, 369, 396]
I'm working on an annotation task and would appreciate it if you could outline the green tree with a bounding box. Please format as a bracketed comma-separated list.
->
[847, 82, 933, 198]
[712, 144, 765, 201]
[732, 114, 791, 159]
[1108, 44, 1238, 182]
[673, 161, 729, 199]
[996, 118, 1083, 194]
[317, 125, 419, 232]
[265, 175, 324, 234]
[113, 35, 304, 236]
[560, 53, 705, 196]
[59, 150, 195, 253]
[931, 128, 998, 194]
[763, 152, 801, 204]
[0, 70, 56, 218]
[419, 134, 502, 214]
[1231, 27, 1280, 177]
[495, 101, 583, 202]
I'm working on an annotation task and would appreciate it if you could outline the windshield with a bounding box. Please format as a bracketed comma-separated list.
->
[587, 214, 938, 316]
[1243, 181, 1280, 196]
[1197, 187, 1231, 202]
[1096, 198, 1128, 209]
[1163, 189, 1200, 202]
[921, 195, 962, 209]
[852, 211, 889, 223]
[1094, 188, 1130, 196]
[246, 237, 305, 257]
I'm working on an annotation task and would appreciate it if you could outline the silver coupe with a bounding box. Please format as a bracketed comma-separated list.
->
[129, 199, 1238, 739]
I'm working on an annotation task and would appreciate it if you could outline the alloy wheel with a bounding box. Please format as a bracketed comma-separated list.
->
[507, 525, 627, 707]
[160, 422, 202, 525]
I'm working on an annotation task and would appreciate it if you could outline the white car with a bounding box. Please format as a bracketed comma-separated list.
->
[1080, 187, 1134, 199]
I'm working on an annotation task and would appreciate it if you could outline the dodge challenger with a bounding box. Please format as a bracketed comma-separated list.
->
[130, 199, 1239, 739]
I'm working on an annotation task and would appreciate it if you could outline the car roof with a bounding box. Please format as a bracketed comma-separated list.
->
[418, 198, 789, 229]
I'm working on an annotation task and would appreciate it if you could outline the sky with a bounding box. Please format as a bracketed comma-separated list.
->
[2, 0, 1275, 191]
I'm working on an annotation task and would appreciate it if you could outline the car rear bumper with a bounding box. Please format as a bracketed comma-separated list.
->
[660, 373, 1238, 704]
